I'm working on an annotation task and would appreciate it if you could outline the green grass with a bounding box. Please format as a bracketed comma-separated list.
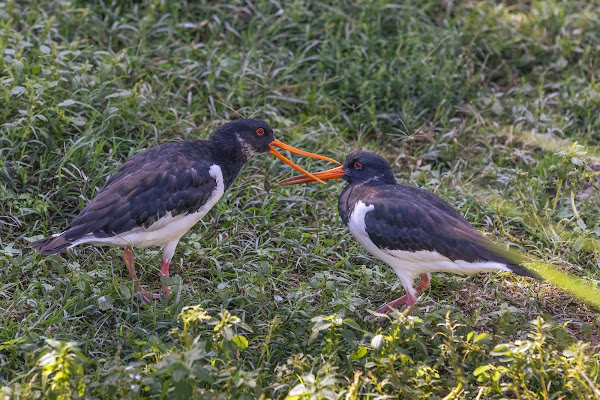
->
[1, 0, 600, 398]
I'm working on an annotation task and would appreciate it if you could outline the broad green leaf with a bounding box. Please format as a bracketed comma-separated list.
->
[350, 347, 368, 360]
[232, 335, 248, 350]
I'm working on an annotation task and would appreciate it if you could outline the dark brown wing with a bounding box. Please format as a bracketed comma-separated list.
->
[340, 184, 537, 278]
[31, 141, 219, 254]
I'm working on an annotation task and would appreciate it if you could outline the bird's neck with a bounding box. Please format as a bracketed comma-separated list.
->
[209, 136, 250, 189]
[338, 177, 397, 225]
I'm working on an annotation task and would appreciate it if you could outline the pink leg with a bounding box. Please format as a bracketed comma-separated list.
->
[159, 241, 179, 299]
[159, 260, 170, 298]
[375, 294, 408, 314]
[375, 273, 431, 320]
[123, 246, 153, 304]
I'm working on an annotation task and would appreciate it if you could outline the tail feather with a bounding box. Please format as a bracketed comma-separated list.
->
[478, 239, 542, 280]
[505, 263, 541, 280]
[30, 234, 74, 255]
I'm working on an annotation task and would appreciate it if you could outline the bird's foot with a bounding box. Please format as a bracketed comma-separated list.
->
[374, 295, 408, 321]
[139, 291, 151, 304]
[137, 289, 162, 304]
[373, 274, 428, 322]
[373, 292, 420, 322]
[160, 283, 170, 299]
[375, 297, 406, 314]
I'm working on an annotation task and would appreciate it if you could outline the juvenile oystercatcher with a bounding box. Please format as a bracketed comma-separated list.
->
[30, 119, 338, 303]
[280, 151, 537, 318]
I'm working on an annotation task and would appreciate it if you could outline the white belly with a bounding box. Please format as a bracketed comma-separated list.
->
[73, 164, 225, 249]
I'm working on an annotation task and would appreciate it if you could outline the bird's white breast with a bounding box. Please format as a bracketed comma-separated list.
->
[347, 200, 510, 285]
[76, 164, 225, 249]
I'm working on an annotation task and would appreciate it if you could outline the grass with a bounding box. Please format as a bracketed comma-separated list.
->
[1, 0, 600, 398]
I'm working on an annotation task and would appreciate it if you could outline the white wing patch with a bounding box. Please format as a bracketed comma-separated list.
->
[73, 164, 226, 250]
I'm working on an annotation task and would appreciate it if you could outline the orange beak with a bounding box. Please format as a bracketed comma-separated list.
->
[269, 138, 340, 184]
[278, 165, 345, 186]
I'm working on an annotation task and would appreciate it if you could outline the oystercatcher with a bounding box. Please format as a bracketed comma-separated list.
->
[280, 151, 537, 317]
[30, 119, 338, 303]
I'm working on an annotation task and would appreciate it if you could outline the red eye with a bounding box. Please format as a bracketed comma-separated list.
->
[256, 128, 265, 136]
[354, 162, 362, 169]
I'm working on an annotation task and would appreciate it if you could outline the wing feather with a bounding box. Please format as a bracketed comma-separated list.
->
[62, 143, 217, 240]
[352, 185, 519, 266]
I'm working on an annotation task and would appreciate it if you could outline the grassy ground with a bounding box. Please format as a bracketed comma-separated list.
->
[1, 0, 600, 398]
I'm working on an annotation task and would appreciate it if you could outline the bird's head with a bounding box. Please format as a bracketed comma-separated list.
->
[211, 119, 339, 183]
[278, 150, 396, 186]
[213, 119, 275, 156]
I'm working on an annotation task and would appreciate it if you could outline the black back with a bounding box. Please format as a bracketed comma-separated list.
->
[62, 141, 218, 241]
[339, 184, 506, 262]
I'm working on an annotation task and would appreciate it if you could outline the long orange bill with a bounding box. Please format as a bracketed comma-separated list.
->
[278, 166, 345, 186]
[269, 138, 340, 184]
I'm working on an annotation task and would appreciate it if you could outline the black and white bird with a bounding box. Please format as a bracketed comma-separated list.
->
[280, 151, 537, 317]
[30, 119, 338, 303]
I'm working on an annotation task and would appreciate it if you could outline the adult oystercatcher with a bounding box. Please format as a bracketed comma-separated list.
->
[280, 151, 537, 317]
[30, 119, 338, 303]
